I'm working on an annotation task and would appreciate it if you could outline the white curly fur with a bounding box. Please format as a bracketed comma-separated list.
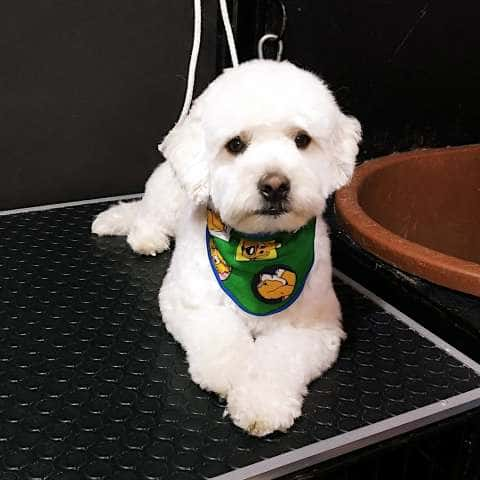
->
[92, 60, 361, 436]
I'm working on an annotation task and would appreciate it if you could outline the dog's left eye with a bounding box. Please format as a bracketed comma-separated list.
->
[294, 132, 312, 150]
[225, 136, 247, 155]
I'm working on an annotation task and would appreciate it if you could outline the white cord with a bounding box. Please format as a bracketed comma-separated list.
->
[219, 0, 239, 67]
[177, 0, 202, 124]
[175, 0, 238, 126]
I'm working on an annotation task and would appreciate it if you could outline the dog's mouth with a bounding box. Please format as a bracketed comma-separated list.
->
[255, 202, 290, 217]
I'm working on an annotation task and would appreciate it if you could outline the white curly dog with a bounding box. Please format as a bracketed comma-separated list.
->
[92, 59, 361, 436]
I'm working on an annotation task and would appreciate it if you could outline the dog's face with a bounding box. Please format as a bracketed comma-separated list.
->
[208, 121, 344, 234]
[160, 60, 361, 234]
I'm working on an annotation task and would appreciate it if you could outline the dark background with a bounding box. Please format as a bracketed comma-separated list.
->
[1, 0, 218, 209]
[2, 0, 479, 209]
[235, 0, 480, 161]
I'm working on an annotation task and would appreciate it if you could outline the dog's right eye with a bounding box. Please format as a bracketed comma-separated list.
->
[294, 131, 312, 150]
[225, 136, 247, 155]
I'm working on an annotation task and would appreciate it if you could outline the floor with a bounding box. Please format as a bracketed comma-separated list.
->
[1, 200, 479, 479]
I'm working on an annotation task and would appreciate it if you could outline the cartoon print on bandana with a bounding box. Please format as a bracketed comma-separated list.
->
[209, 239, 231, 281]
[207, 210, 231, 241]
[235, 239, 282, 262]
[253, 265, 297, 303]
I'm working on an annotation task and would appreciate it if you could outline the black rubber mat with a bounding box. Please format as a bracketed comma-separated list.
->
[1, 202, 479, 480]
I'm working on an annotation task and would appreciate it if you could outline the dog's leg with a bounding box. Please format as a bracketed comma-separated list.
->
[91, 200, 141, 236]
[227, 322, 344, 436]
[92, 162, 186, 255]
[160, 302, 254, 399]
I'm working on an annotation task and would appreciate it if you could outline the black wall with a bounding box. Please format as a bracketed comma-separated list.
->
[1, 0, 219, 209]
[235, 0, 480, 161]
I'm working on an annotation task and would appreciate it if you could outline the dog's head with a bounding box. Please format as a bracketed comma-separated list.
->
[160, 59, 361, 234]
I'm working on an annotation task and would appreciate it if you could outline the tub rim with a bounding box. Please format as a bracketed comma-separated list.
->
[335, 144, 480, 297]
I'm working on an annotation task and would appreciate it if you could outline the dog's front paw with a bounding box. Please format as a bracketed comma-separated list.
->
[127, 229, 170, 256]
[227, 380, 302, 437]
[189, 364, 231, 399]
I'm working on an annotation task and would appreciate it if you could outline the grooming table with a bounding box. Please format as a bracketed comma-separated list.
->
[1, 198, 479, 480]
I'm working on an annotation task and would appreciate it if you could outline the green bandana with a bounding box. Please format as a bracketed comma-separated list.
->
[206, 210, 315, 316]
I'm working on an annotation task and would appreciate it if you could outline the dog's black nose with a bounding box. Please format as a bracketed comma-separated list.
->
[258, 174, 290, 203]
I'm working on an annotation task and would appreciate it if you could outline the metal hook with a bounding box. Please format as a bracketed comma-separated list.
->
[257, 0, 287, 61]
[258, 34, 284, 61]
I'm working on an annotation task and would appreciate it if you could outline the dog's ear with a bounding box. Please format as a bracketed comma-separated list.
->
[327, 113, 362, 194]
[159, 110, 209, 205]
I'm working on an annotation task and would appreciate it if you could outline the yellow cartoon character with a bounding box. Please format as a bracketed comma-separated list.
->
[209, 239, 231, 281]
[236, 239, 282, 261]
[256, 268, 296, 301]
[207, 210, 230, 240]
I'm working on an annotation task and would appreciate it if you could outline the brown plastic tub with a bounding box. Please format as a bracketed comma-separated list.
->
[335, 144, 480, 297]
